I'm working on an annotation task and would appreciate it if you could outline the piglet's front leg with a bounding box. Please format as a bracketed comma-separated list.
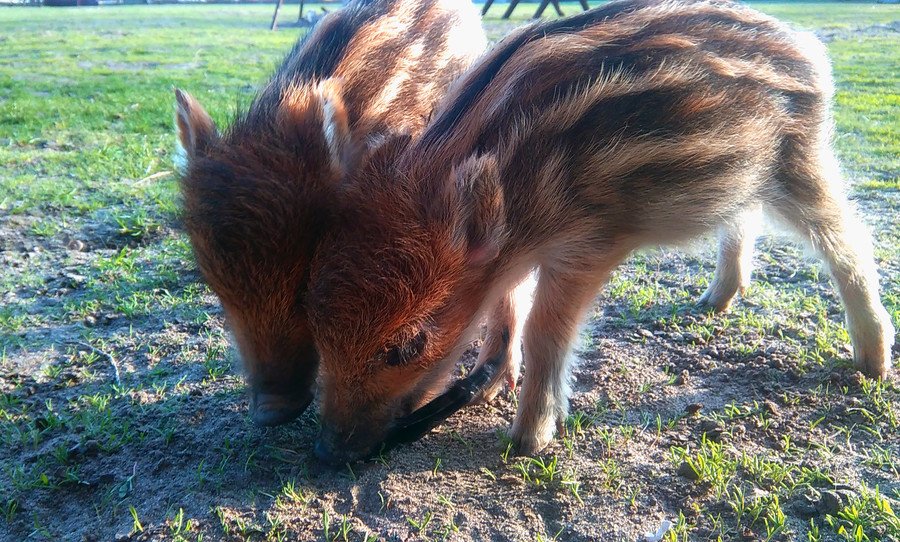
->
[510, 263, 615, 455]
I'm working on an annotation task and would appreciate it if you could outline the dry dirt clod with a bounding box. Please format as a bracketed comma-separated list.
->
[675, 369, 690, 385]
[697, 419, 722, 433]
[62, 272, 87, 288]
[818, 491, 842, 516]
[685, 403, 703, 416]
[792, 498, 819, 518]
[684, 332, 704, 345]
[697, 419, 725, 441]
[67, 239, 87, 251]
[817, 489, 856, 516]
[792, 488, 822, 517]
[79, 439, 101, 457]
[677, 461, 700, 481]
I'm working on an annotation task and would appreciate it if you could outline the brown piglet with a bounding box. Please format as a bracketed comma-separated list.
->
[305, 0, 896, 463]
[175, 0, 487, 427]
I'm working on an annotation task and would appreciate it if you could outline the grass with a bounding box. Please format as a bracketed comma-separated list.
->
[1, 2, 898, 541]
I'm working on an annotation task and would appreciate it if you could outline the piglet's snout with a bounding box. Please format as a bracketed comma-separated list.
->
[314, 422, 389, 465]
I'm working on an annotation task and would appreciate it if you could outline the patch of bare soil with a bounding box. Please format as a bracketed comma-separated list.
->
[1, 182, 898, 542]
[815, 20, 900, 42]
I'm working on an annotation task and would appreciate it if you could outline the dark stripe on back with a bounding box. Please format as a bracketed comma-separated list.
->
[276, 0, 389, 82]
[416, 0, 790, 157]
[234, 0, 393, 132]
[418, 0, 660, 147]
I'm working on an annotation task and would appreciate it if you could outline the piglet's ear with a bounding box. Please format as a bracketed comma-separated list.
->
[317, 79, 354, 174]
[174, 89, 218, 167]
[278, 78, 358, 176]
[450, 154, 505, 265]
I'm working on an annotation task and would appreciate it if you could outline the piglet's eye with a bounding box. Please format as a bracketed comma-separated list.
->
[385, 330, 427, 366]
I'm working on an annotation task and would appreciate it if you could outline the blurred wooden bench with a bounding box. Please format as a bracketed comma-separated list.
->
[482, 0, 590, 20]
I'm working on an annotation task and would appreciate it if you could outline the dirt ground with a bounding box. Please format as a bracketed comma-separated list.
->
[2, 7, 899, 542]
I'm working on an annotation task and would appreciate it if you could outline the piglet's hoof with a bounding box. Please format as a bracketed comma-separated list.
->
[509, 419, 555, 457]
[250, 391, 313, 427]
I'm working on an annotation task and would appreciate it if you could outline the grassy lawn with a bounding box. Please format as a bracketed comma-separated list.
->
[1, 2, 898, 541]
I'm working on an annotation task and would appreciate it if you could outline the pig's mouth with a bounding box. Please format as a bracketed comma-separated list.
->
[381, 350, 504, 451]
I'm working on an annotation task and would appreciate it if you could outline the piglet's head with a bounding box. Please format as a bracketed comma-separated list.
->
[175, 81, 358, 427]
[308, 149, 505, 464]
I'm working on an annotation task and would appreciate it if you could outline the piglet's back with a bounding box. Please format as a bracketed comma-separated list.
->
[413, 0, 828, 166]
[243, 0, 487, 139]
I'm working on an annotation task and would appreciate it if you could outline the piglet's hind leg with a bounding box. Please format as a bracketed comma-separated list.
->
[698, 206, 763, 312]
[474, 273, 536, 403]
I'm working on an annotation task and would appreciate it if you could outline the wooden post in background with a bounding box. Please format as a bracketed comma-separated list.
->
[270, 0, 283, 30]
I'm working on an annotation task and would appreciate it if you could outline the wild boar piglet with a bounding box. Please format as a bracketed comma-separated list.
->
[306, 0, 896, 463]
[174, 0, 487, 427]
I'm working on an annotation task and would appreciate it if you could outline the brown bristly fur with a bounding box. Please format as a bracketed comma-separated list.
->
[307, 0, 895, 461]
[175, 0, 486, 427]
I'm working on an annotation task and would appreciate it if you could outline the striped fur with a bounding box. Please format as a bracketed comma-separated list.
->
[175, 0, 486, 428]
[308, 0, 895, 462]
